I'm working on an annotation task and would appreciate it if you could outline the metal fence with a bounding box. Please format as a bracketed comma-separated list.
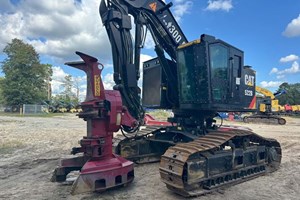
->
[22, 104, 49, 115]
[0, 104, 49, 115]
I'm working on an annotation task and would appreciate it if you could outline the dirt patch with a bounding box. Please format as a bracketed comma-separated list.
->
[0, 115, 299, 200]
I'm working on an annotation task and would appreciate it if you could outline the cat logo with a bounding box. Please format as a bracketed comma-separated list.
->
[149, 2, 157, 12]
[245, 74, 255, 87]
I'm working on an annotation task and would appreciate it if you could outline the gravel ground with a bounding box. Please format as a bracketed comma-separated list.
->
[0, 114, 299, 200]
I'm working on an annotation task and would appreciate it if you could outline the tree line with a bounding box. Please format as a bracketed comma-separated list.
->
[0, 38, 79, 107]
[277, 82, 300, 105]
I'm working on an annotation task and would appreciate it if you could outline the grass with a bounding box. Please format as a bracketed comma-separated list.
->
[0, 112, 70, 118]
[0, 140, 25, 154]
[146, 110, 171, 121]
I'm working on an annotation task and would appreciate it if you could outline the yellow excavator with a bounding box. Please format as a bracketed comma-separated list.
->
[243, 86, 286, 125]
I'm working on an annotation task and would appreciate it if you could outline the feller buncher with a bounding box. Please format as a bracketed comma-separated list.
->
[51, 0, 281, 197]
[243, 86, 286, 125]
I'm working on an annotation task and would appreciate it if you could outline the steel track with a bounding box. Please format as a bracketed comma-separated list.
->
[159, 128, 282, 197]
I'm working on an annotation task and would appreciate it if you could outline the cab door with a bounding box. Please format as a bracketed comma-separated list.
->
[209, 43, 229, 103]
[230, 49, 243, 104]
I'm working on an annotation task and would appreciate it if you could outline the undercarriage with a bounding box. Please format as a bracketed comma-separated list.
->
[116, 125, 281, 197]
[243, 114, 286, 125]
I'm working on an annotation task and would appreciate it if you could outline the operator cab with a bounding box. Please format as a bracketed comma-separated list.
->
[143, 34, 256, 112]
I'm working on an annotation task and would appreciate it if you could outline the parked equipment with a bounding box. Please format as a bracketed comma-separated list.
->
[243, 86, 286, 125]
[52, 0, 281, 196]
[283, 104, 300, 115]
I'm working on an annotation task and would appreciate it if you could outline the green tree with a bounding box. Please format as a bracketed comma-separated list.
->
[53, 75, 79, 105]
[62, 75, 74, 102]
[0, 77, 4, 104]
[277, 82, 300, 105]
[0, 39, 52, 105]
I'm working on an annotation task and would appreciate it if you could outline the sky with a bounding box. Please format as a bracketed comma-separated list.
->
[0, 0, 300, 100]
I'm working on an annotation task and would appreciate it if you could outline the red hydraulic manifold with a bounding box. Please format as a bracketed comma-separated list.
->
[51, 51, 136, 194]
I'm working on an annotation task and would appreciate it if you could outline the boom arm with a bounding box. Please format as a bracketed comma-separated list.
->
[256, 86, 276, 99]
[256, 86, 286, 100]
[99, 0, 188, 126]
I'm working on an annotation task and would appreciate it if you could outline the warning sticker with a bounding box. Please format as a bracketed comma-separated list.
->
[94, 75, 101, 97]
[149, 2, 157, 12]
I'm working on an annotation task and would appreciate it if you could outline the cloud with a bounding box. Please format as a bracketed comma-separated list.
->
[277, 61, 300, 75]
[140, 54, 153, 67]
[0, 1, 161, 100]
[276, 75, 285, 79]
[101, 53, 153, 92]
[279, 54, 299, 63]
[78, 89, 87, 101]
[51, 66, 86, 100]
[143, 1, 192, 49]
[139, 54, 153, 87]
[269, 67, 279, 74]
[173, 1, 193, 22]
[144, 31, 155, 49]
[0, 0, 112, 63]
[260, 81, 283, 88]
[51, 80, 64, 95]
[269, 61, 300, 79]
[283, 14, 300, 37]
[50, 53, 152, 100]
[205, 0, 233, 12]
[72, 75, 87, 100]
[0, 0, 191, 61]
[102, 73, 114, 90]
[51, 66, 69, 95]
[52, 66, 68, 82]
[102, 54, 153, 90]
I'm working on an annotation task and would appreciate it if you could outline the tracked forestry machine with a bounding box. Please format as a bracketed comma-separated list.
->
[243, 86, 286, 125]
[51, 0, 282, 197]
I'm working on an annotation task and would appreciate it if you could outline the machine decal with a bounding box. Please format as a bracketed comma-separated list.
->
[149, 2, 157, 12]
[248, 95, 256, 109]
[94, 75, 101, 96]
[245, 89, 253, 96]
[162, 19, 183, 44]
[245, 74, 255, 86]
